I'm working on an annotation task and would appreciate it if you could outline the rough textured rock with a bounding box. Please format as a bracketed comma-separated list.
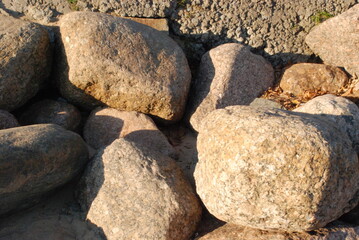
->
[279, 63, 348, 97]
[306, 5, 359, 77]
[194, 106, 359, 231]
[295, 94, 359, 154]
[0, 215, 104, 240]
[0, 110, 19, 130]
[0, 124, 88, 215]
[77, 138, 202, 240]
[0, 15, 52, 111]
[196, 222, 359, 240]
[19, 99, 81, 131]
[83, 107, 176, 158]
[187, 43, 274, 131]
[56, 12, 191, 122]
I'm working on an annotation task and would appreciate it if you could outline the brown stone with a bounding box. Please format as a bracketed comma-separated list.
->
[279, 63, 348, 97]
[56, 12, 191, 122]
[305, 5, 359, 77]
[194, 106, 359, 231]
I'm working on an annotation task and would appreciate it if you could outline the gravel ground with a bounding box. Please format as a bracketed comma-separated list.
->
[170, 0, 358, 67]
[0, 0, 358, 67]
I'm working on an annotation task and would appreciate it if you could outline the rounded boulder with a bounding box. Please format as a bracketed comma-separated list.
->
[56, 12, 191, 122]
[77, 138, 202, 240]
[187, 43, 274, 131]
[0, 124, 88, 215]
[194, 106, 359, 231]
[0, 15, 52, 111]
[0, 110, 19, 130]
[19, 99, 82, 131]
[295, 94, 359, 154]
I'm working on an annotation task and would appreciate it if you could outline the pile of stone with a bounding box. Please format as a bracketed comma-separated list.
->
[0, 4, 359, 240]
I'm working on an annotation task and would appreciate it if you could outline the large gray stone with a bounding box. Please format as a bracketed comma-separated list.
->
[77, 138, 202, 240]
[0, 15, 52, 111]
[187, 43, 274, 131]
[306, 5, 359, 77]
[194, 106, 359, 231]
[56, 12, 191, 122]
[0, 110, 19, 130]
[0, 124, 88, 215]
[295, 94, 359, 154]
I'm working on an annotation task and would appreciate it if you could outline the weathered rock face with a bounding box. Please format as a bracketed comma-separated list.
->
[0, 110, 19, 130]
[0, 15, 52, 111]
[56, 12, 191, 122]
[279, 63, 348, 97]
[194, 106, 359, 231]
[83, 107, 176, 158]
[77, 139, 202, 240]
[295, 94, 359, 154]
[196, 222, 359, 240]
[19, 99, 81, 131]
[0, 124, 88, 215]
[187, 43, 274, 131]
[0, 215, 104, 240]
[306, 5, 359, 77]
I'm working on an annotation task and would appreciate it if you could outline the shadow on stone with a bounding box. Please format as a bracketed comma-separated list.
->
[0, 174, 107, 240]
[52, 26, 105, 111]
[193, 208, 226, 239]
[0, 2, 24, 17]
